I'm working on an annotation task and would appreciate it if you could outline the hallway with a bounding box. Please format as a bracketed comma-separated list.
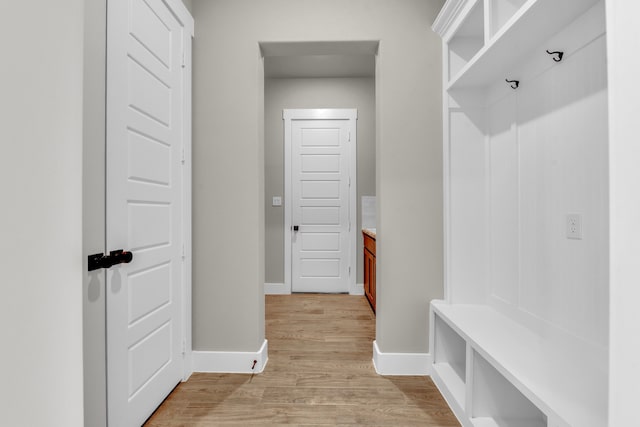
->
[145, 294, 458, 425]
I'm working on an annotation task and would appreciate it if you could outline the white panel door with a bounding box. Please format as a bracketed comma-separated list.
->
[106, 0, 185, 425]
[290, 116, 353, 293]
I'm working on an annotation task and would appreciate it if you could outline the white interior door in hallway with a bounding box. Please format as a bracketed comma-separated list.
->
[106, 0, 192, 425]
[284, 109, 357, 294]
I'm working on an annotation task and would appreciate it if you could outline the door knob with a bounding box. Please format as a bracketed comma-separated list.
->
[88, 249, 134, 271]
[293, 225, 299, 232]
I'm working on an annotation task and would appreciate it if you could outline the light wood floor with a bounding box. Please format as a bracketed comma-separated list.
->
[145, 294, 459, 426]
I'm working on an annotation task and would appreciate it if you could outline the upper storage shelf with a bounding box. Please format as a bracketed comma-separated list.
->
[434, 0, 602, 90]
[446, 0, 484, 81]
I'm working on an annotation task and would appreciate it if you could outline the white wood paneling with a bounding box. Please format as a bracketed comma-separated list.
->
[449, 109, 487, 304]
[488, 93, 518, 305]
[517, 34, 608, 348]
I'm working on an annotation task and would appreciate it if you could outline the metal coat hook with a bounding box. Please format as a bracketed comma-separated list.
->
[505, 79, 520, 89]
[546, 50, 564, 62]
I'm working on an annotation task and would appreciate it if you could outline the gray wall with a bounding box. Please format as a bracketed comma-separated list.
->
[0, 1, 85, 425]
[192, 2, 266, 351]
[192, 0, 444, 354]
[265, 77, 376, 285]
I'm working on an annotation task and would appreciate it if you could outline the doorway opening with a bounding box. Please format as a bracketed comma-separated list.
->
[261, 41, 378, 302]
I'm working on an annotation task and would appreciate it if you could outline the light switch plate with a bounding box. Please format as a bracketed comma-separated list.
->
[272, 196, 282, 207]
[566, 214, 582, 239]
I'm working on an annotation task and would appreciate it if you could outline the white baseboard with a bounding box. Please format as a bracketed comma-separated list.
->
[372, 340, 432, 375]
[266, 282, 363, 296]
[350, 282, 365, 295]
[265, 282, 291, 295]
[193, 339, 268, 374]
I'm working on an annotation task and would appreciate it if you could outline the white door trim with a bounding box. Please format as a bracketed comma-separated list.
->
[157, 0, 195, 384]
[172, 0, 195, 381]
[283, 108, 357, 294]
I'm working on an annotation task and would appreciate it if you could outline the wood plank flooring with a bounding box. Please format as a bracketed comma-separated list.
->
[145, 294, 459, 426]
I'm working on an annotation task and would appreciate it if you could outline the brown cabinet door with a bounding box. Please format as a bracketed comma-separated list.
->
[363, 232, 376, 313]
[364, 249, 370, 297]
[364, 247, 376, 313]
[371, 254, 376, 312]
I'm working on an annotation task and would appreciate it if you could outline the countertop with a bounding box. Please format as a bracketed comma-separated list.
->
[362, 228, 376, 239]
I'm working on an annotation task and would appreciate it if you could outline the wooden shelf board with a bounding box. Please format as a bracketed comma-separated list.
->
[432, 301, 607, 427]
[447, 0, 601, 90]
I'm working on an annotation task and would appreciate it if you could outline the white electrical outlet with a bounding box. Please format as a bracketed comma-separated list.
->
[566, 214, 582, 240]
[272, 196, 282, 207]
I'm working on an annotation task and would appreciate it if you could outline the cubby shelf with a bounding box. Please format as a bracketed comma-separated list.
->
[433, 363, 466, 409]
[447, 0, 601, 90]
[447, 0, 484, 81]
[431, 301, 607, 427]
[471, 418, 545, 427]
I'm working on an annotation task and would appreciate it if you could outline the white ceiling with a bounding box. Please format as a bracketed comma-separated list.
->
[261, 41, 378, 79]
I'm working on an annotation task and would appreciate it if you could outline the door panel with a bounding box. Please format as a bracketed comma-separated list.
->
[291, 118, 352, 293]
[107, 0, 185, 425]
[128, 321, 172, 395]
[301, 154, 340, 172]
[301, 128, 341, 146]
[301, 206, 340, 225]
[301, 259, 341, 277]
[128, 263, 171, 323]
[301, 180, 341, 199]
[127, 131, 172, 186]
[300, 233, 341, 251]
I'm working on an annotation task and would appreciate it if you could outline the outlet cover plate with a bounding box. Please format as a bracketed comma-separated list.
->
[566, 214, 582, 240]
